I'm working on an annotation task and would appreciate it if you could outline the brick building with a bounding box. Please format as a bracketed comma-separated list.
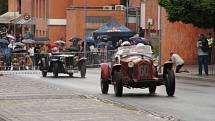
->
[7, 0, 125, 43]
[4, 0, 213, 64]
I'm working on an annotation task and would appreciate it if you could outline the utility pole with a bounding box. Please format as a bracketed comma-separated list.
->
[158, 6, 162, 72]
[125, 0, 129, 26]
[83, 0, 87, 58]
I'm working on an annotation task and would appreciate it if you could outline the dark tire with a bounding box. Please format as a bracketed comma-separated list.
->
[101, 78, 109, 94]
[149, 86, 156, 94]
[113, 71, 123, 97]
[165, 69, 175, 96]
[80, 62, 86, 78]
[53, 62, 58, 78]
[42, 71, 47, 77]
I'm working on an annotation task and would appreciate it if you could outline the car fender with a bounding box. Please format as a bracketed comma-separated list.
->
[163, 61, 174, 77]
[78, 57, 87, 65]
[100, 63, 111, 80]
[111, 64, 121, 76]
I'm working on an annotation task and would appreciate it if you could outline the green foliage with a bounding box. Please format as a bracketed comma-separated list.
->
[0, 0, 8, 15]
[159, 0, 215, 29]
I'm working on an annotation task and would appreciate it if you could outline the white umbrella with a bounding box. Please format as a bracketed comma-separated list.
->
[22, 39, 35, 44]
[54, 40, 65, 45]
[15, 42, 25, 47]
[6, 35, 16, 40]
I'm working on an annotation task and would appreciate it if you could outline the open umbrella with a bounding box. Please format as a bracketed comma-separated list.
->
[6, 35, 16, 40]
[70, 37, 81, 42]
[84, 37, 95, 43]
[0, 38, 9, 45]
[130, 37, 150, 45]
[15, 42, 25, 47]
[22, 39, 35, 44]
[54, 40, 65, 45]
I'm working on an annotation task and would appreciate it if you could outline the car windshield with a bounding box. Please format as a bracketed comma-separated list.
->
[116, 45, 153, 57]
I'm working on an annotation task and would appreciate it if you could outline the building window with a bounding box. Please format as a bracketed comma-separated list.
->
[86, 16, 112, 23]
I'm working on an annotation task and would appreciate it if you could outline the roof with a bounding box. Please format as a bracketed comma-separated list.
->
[11, 16, 35, 25]
[0, 12, 21, 24]
[93, 19, 135, 38]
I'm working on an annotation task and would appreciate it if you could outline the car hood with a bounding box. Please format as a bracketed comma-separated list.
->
[120, 55, 152, 64]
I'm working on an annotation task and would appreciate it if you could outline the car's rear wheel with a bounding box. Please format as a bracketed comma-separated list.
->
[165, 69, 175, 96]
[149, 86, 156, 94]
[42, 71, 47, 77]
[101, 77, 109, 94]
[53, 62, 58, 78]
[113, 71, 123, 97]
[80, 62, 86, 78]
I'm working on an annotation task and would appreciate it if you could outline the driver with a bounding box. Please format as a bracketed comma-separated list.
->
[115, 41, 131, 62]
[116, 41, 131, 55]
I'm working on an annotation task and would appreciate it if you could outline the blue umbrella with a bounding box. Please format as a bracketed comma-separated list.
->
[84, 37, 95, 43]
[0, 38, 9, 45]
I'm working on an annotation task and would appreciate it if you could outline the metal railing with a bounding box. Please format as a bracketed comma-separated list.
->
[0, 50, 116, 71]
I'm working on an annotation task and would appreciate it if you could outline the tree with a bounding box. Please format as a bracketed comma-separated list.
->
[0, 0, 8, 15]
[158, 0, 215, 32]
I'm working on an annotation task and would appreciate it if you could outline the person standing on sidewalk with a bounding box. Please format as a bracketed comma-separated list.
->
[197, 34, 209, 75]
[169, 52, 189, 73]
[207, 33, 214, 64]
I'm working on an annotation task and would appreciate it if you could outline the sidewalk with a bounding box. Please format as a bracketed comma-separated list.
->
[175, 65, 215, 82]
[0, 74, 169, 121]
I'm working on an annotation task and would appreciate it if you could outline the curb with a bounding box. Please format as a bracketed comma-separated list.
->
[176, 75, 215, 82]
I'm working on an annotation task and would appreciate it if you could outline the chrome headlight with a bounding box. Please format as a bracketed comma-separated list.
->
[128, 61, 134, 68]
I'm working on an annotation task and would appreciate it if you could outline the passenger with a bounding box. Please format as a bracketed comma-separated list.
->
[115, 41, 131, 60]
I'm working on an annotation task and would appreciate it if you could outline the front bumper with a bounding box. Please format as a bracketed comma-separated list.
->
[123, 78, 164, 88]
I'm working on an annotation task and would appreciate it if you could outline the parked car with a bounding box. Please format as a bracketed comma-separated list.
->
[100, 45, 175, 97]
[39, 53, 86, 78]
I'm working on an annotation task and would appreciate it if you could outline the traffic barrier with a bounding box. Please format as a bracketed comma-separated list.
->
[0, 50, 117, 71]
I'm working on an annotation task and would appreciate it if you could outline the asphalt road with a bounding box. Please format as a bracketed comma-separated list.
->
[16, 69, 215, 121]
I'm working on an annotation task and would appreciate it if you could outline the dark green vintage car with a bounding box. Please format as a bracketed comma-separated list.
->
[39, 53, 86, 78]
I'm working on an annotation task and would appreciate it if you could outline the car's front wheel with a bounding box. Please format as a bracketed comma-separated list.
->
[101, 77, 109, 94]
[165, 69, 175, 96]
[113, 71, 123, 97]
[53, 62, 58, 78]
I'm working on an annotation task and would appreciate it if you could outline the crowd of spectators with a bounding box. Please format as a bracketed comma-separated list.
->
[0, 24, 151, 70]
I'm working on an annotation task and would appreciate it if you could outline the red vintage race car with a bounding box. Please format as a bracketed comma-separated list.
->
[100, 45, 175, 97]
